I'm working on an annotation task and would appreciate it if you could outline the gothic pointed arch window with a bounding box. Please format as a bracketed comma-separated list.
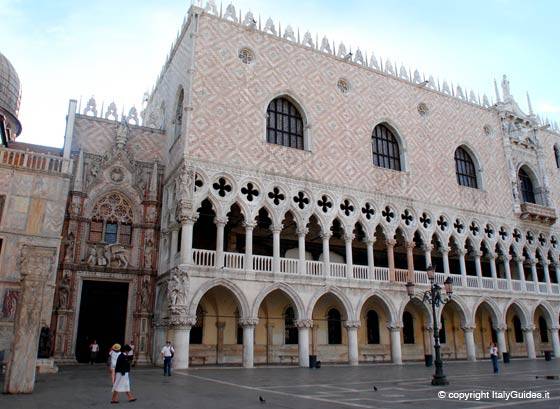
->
[174, 87, 184, 141]
[518, 167, 536, 204]
[513, 315, 523, 343]
[266, 96, 305, 150]
[454, 146, 479, 188]
[327, 308, 342, 345]
[284, 306, 298, 344]
[190, 305, 204, 344]
[403, 311, 415, 344]
[89, 192, 133, 245]
[366, 310, 380, 344]
[539, 316, 549, 343]
[371, 124, 402, 171]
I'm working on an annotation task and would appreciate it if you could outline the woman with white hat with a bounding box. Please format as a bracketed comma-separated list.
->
[108, 343, 121, 384]
[111, 344, 137, 404]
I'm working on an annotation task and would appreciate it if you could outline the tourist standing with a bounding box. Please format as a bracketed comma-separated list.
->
[108, 344, 121, 384]
[89, 340, 99, 364]
[489, 342, 499, 374]
[111, 344, 137, 404]
[160, 341, 175, 376]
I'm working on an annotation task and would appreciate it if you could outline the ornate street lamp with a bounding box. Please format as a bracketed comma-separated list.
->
[405, 265, 453, 386]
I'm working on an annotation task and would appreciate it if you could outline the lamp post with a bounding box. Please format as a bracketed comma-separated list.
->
[405, 265, 453, 386]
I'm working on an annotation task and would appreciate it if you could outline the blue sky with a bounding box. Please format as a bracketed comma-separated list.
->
[1, 0, 559, 147]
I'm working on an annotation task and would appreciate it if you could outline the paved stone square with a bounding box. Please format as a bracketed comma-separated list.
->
[2, 359, 560, 408]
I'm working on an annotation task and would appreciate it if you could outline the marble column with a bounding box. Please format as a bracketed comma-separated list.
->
[489, 254, 497, 279]
[406, 241, 415, 282]
[321, 231, 331, 277]
[4, 245, 57, 394]
[214, 217, 227, 268]
[388, 325, 402, 364]
[344, 233, 354, 278]
[170, 228, 179, 267]
[550, 326, 560, 359]
[543, 260, 552, 293]
[171, 318, 195, 369]
[423, 244, 433, 269]
[516, 257, 526, 288]
[297, 320, 312, 367]
[180, 215, 197, 264]
[366, 239, 375, 279]
[523, 326, 537, 359]
[474, 251, 483, 277]
[345, 321, 360, 366]
[441, 248, 450, 276]
[529, 259, 539, 291]
[297, 227, 308, 275]
[458, 249, 467, 286]
[495, 325, 508, 359]
[503, 255, 512, 289]
[555, 264, 560, 286]
[216, 321, 226, 364]
[423, 325, 435, 358]
[240, 318, 258, 368]
[244, 222, 255, 271]
[387, 239, 396, 281]
[462, 326, 476, 361]
[271, 224, 283, 273]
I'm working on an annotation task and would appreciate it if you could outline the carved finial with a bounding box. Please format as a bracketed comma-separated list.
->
[84, 96, 97, 116]
[243, 11, 257, 28]
[442, 81, 451, 95]
[494, 78, 501, 103]
[427, 75, 436, 90]
[399, 64, 408, 80]
[412, 69, 422, 84]
[501, 74, 511, 101]
[526, 92, 534, 115]
[127, 106, 139, 125]
[469, 90, 477, 104]
[115, 116, 130, 149]
[456, 85, 465, 100]
[482, 94, 490, 107]
[354, 48, 364, 65]
[302, 31, 314, 48]
[385, 59, 395, 75]
[264, 17, 276, 35]
[224, 4, 237, 22]
[320, 36, 331, 53]
[283, 25, 295, 41]
[336, 42, 347, 58]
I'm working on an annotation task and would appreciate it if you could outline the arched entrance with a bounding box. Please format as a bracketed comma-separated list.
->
[473, 301, 500, 359]
[357, 294, 393, 362]
[400, 298, 431, 361]
[439, 300, 467, 360]
[505, 302, 531, 358]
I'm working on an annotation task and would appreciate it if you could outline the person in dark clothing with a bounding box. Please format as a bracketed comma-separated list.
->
[111, 344, 136, 403]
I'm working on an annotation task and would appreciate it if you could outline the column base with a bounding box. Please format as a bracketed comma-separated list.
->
[431, 374, 449, 386]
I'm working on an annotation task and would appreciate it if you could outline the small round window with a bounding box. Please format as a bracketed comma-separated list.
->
[238, 47, 255, 64]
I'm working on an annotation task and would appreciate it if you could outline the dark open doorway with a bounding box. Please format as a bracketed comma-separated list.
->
[75, 280, 129, 363]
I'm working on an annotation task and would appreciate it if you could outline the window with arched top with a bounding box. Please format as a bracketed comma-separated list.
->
[174, 87, 184, 140]
[518, 168, 536, 204]
[555, 146, 560, 169]
[403, 311, 415, 344]
[439, 317, 446, 344]
[366, 310, 380, 344]
[539, 316, 549, 343]
[89, 192, 133, 245]
[327, 308, 342, 345]
[372, 124, 402, 171]
[266, 97, 305, 150]
[284, 306, 298, 344]
[454, 147, 479, 189]
[513, 315, 524, 343]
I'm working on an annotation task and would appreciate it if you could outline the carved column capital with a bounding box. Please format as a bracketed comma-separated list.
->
[405, 241, 416, 250]
[320, 231, 332, 241]
[522, 325, 536, 332]
[297, 227, 309, 237]
[344, 320, 361, 329]
[296, 319, 313, 328]
[461, 325, 476, 332]
[423, 244, 434, 253]
[238, 318, 259, 327]
[214, 216, 228, 226]
[493, 325, 508, 332]
[270, 224, 283, 234]
[243, 221, 257, 230]
[169, 315, 196, 329]
[386, 239, 396, 247]
[387, 324, 402, 332]
[343, 233, 355, 242]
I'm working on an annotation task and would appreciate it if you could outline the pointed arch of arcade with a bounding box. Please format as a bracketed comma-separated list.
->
[306, 286, 354, 320]
[502, 299, 531, 327]
[355, 290, 398, 326]
[250, 282, 306, 320]
[396, 296, 433, 327]
[531, 301, 556, 328]
[471, 297, 502, 326]
[188, 278, 250, 319]
[436, 296, 470, 327]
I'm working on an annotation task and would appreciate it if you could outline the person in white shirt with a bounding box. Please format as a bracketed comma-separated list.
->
[489, 342, 499, 374]
[126, 341, 135, 366]
[108, 344, 121, 384]
[89, 340, 100, 365]
[160, 341, 175, 376]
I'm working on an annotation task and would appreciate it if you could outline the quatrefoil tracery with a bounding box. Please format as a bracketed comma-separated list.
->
[293, 191, 310, 210]
[241, 182, 259, 202]
[212, 177, 232, 197]
[268, 187, 285, 206]
[361, 203, 375, 220]
[340, 199, 355, 217]
[317, 195, 333, 213]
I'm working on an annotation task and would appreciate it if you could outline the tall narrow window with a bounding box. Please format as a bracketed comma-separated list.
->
[372, 124, 401, 171]
[119, 223, 132, 246]
[555, 146, 560, 169]
[104, 222, 118, 244]
[266, 97, 304, 150]
[366, 310, 380, 344]
[513, 315, 524, 343]
[539, 316, 549, 343]
[89, 219, 103, 242]
[284, 307, 298, 344]
[327, 308, 342, 345]
[518, 168, 536, 204]
[454, 147, 478, 188]
[174, 88, 184, 140]
[439, 317, 447, 344]
[190, 306, 203, 344]
[403, 311, 415, 344]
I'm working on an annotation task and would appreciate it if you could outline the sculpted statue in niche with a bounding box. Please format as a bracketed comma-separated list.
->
[167, 273, 188, 308]
[64, 232, 75, 262]
[140, 276, 150, 312]
[145, 206, 157, 224]
[115, 118, 130, 149]
[144, 239, 153, 268]
[57, 274, 71, 309]
[1, 289, 19, 320]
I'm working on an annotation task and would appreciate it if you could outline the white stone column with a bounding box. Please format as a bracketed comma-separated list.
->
[389, 325, 402, 364]
[170, 228, 179, 267]
[172, 318, 195, 369]
[489, 253, 497, 279]
[529, 259, 539, 290]
[271, 224, 282, 273]
[387, 239, 396, 281]
[503, 255, 512, 289]
[180, 216, 197, 265]
[345, 321, 360, 366]
[495, 325, 508, 358]
[321, 232, 331, 277]
[555, 264, 560, 286]
[244, 222, 255, 271]
[406, 241, 415, 282]
[344, 233, 354, 278]
[297, 320, 312, 367]
[423, 244, 433, 269]
[458, 249, 467, 286]
[474, 251, 483, 277]
[543, 260, 552, 293]
[550, 326, 560, 359]
[523, 326, 537, 359]
[462, 326, 476, 361]
[366, 239, 375, 279]
[240, 318, 257, 368]
[441, 248, 450, 276]
[214, 216, 227, 268]
[516, 257, 526, 287]
[297, 227, 308, 275]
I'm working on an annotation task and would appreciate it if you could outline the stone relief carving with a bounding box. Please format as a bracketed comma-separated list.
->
[140, 276, 151, 312]
[167, 270, 188, 314]
[64, 232, 75, 262]
[144, 238, 154, 268]
[115, 118, 130, 149]
[1, 289, 19, 321]
[85, 244, 129, 268]
[109, 166, 125, 183]
[57, 274, 71, 309]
